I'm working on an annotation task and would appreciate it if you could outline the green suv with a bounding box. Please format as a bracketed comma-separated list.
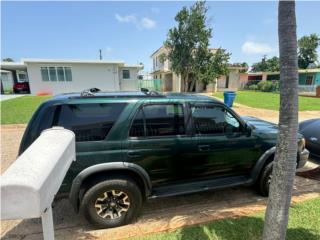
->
[19, 90, 309, 228]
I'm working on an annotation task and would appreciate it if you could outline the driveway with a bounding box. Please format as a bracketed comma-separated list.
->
[0, 94, 26, 102]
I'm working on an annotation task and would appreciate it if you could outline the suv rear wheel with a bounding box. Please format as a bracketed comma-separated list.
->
[258, 162, 273, 197]
[80, 176, 142, 228]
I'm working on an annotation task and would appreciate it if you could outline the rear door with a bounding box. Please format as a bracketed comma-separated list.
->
[125, 102, 198, 187]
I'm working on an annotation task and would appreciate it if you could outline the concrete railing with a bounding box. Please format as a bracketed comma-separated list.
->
[1, 127, 75, 240]
[298, 85, 318, 93]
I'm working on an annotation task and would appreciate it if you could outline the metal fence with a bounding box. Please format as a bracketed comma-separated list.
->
[138, 79, 162, 91]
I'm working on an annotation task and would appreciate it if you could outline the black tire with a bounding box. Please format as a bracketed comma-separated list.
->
[258, 162, 273, 197]
[80, 175, 142, 228]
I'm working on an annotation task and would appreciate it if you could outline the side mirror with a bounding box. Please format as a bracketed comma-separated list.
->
[244, 124, 252, 137]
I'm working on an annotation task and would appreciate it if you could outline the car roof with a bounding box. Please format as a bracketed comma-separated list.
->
[51, 91, 221, 103]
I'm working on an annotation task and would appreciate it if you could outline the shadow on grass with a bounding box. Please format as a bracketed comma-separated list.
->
[179, 216, 319, 240]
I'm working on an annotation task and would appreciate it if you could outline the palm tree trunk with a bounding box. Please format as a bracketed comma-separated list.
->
[262, 1, 298, 240]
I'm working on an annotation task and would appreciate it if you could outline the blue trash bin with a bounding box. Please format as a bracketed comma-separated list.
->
[224, 91, 236, 107]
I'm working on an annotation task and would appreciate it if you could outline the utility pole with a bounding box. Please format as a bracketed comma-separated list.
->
[99, 49, 102, 60]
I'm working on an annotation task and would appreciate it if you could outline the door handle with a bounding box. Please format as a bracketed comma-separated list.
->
[127, 151, 142, 158]
[198, 145, 210, 152]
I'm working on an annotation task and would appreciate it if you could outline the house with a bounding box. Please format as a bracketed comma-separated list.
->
[150, 46, 245, 92]
[243, 68, 320, 94]
[0, 62, 29, 93]
[150, 46, 181, 92]
[0, 59, 143, 95]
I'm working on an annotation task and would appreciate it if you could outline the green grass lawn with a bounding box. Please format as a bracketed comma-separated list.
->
[212, 91, 320, 111]
[1, 91, 319, 124]
[1, 96, 51, 124]
[132, 197, 320, 240]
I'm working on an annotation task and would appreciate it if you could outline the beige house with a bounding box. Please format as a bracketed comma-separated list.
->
[150, 46, 245, 92]
[150, 46, 181, 92]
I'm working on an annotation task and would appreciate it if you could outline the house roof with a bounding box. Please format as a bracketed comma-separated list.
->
[1, 59, 143, 70]
[150, 46, 168, 58]
[0, 62, 27, 70]
[22, 58, 125, 65]
[151, 46, 221, 58]
[248, 68, 320, 75]
[123, 64, 144, 69]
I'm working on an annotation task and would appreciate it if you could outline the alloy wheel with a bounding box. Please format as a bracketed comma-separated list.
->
[94, 190, 130, 219]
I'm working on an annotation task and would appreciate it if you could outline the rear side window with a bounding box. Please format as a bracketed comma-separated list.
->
[58, 103, 127, 142]
[130, 104, 185, 137]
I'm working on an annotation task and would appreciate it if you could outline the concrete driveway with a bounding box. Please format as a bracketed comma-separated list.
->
[0, 94, 27, 102]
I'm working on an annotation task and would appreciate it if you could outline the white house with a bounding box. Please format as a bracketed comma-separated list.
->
[150, 46, 245, 92]
[1, 59, 143, 95]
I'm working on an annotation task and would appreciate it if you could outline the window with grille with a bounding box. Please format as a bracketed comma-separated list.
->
[40, 66, 72, 82]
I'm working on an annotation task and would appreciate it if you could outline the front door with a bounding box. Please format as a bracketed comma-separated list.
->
[190, 103, 259, 179]
[125, 102, 198, 187]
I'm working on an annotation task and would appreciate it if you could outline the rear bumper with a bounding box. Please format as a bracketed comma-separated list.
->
[297, 149, 309, 169]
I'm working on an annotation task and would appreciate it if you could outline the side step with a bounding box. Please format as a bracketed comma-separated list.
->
[149, 175, 250, 199]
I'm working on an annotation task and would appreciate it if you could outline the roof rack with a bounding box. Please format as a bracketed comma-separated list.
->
[140, 88, 163, 97]
[70, 88, 165, 99]
[80, 88, 101, 96]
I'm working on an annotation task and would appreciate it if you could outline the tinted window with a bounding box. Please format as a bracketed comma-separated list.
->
[192, 105, 240, 135]
[129, 104, 185, 137]
[129, 109, 145, 137]
[58, 103, 127, 142]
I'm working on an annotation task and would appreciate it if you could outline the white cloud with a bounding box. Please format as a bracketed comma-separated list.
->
[115, 13, 156, 30]
[241, 41, 274, 55]
[140, 17, 156, 29]
[115, 14, 136, 23]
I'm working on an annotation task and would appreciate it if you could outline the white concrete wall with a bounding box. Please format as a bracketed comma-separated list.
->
[26, 63, 121, 95]
[118, 67, 139, 91]
[152, 47, 170, 72]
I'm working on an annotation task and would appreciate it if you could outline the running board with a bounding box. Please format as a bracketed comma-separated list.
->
[149, 175, 250, 199]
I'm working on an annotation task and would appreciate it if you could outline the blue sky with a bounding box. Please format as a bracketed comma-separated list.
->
[2, 1, 320, 72]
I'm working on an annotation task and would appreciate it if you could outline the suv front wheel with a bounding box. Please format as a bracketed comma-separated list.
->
[258, 162, 273, 197]
[80, 175, 142, 228]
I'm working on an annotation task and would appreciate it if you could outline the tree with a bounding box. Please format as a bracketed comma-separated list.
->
[251, 56, 280, 72]
[298, 33, 320, 69]
[2, 58, 14, 62]
[262, 1, 299, 240]
[230, 62, 249, 73]
[164, 1, 230, 92]
[194, 48, 230, 86]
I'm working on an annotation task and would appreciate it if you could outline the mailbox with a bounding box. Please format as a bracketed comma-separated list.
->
[1, 127, 75, 239]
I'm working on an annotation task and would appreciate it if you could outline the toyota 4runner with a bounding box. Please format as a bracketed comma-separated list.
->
[19, 90, 309, 228]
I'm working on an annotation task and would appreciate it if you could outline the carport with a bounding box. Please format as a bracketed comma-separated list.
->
[0, 62, 29, 93]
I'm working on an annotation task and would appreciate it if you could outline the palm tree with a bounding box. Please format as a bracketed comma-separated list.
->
[262, 1, 299, 240]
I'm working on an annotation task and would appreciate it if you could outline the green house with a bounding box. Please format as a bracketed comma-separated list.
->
[298, 68, 320, 86]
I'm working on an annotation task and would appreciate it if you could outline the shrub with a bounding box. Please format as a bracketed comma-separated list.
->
[248, 84, 258, 91]
[257, 81, 279, 92]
